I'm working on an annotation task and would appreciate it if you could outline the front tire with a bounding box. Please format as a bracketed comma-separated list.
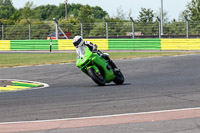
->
[87, 68, 105, 86]
[113, 71, 124, 85]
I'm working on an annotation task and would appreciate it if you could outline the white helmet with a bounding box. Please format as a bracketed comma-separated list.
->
[73, 35, 84, 48]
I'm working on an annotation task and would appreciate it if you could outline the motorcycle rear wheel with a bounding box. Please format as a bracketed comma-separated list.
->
[87, 68, 106, 86]
[113, 71, 124, 85]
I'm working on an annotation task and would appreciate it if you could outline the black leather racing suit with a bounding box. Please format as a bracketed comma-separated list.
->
[84, 41, 98, 52]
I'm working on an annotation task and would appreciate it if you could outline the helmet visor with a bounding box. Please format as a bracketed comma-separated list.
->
[73, 38, 83, 48]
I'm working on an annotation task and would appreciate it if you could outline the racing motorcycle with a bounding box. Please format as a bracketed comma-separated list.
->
[76, 47, 124, 86]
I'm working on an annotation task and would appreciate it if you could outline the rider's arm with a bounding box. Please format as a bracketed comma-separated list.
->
[76, 49, 81, 59]
[84, 41, 98, 52]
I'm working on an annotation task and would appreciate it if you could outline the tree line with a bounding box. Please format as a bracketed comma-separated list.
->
[0, 0, 109, 25]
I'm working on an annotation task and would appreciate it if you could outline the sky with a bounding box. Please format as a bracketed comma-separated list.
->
[12, 0, 191, 20]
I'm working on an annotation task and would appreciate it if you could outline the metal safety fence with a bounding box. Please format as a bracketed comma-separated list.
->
[0, 19, 200, 40]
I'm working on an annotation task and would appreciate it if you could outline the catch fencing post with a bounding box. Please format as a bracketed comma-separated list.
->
[78, 18, 84, 38]
[53, 18, 59, 40]
[0, 21, 4, 40]
[104, 18, 109, 39]
[26, 19, 31, 40]
[130, 17, 135, 39]
[157, 17, 161, 39]
[185, 16, 189, 39]
[50, 36, 52, 52]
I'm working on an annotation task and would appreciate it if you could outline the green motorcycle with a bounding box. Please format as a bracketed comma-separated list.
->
[76, 46, 124, 86]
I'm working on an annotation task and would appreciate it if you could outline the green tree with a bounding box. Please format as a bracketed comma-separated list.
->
[9, 10, 21, 22]
[4, 0, 12, 5]
[33, 3, 107, 21]
[34, 5, 59, 20]
[92, 6, 108, 19]
[137, 8, 154, 22]
[183, 0, 200, 21]
[21, 1, 35, 19]
[105, 17, 129, 37]
[0, 0, 15, 19]
[68, 3, 82, 17]
[79, 5, 94, 23]
[89, 22, 106, 37]
[0, 0, 3, 5]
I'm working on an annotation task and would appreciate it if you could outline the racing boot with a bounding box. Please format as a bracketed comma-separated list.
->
[109, 60, 120, 72]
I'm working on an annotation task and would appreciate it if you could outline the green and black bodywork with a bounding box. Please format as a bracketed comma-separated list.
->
[76, 47, 124, 86]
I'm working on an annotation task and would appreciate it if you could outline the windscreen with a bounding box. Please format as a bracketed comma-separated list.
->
[76, 46, 87, 58]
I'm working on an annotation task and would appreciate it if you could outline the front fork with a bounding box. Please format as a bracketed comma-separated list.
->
[87, 64, 100, 74]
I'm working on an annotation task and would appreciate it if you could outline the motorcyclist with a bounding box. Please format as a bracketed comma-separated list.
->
[73, 35, 119, 72]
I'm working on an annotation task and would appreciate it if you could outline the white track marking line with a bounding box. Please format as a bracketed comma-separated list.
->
[0, 107, 199, 125]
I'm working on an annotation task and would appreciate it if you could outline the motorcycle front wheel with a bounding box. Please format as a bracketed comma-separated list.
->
[87, 68, 106, 86]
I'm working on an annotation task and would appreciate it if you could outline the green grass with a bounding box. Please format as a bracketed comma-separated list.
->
[109, 52, 198, 59]
[0, 52, 198, 68]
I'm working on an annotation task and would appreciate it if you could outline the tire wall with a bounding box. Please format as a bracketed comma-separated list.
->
[108, 39, 161, 50]
[1, 39, 200, 51]
[0, 40, 10, 51]
[161, 39, 200, 50]
[10, 40, 58, 51]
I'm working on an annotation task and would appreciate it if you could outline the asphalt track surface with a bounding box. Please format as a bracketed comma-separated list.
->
[0, 54, 200, 132]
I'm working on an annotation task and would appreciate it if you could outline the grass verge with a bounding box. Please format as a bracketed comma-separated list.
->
[0, 52, 198, 68]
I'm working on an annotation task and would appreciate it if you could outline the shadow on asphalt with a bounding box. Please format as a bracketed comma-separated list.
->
[91, 82, 132, 87]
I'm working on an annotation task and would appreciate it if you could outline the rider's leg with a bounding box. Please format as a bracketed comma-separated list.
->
[97, 50, 119, 71]
[102, 54, 119, 72]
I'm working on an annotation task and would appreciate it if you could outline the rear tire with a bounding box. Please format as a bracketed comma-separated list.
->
[113, 71, 124, 85]
[87, 68, 106, 86]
